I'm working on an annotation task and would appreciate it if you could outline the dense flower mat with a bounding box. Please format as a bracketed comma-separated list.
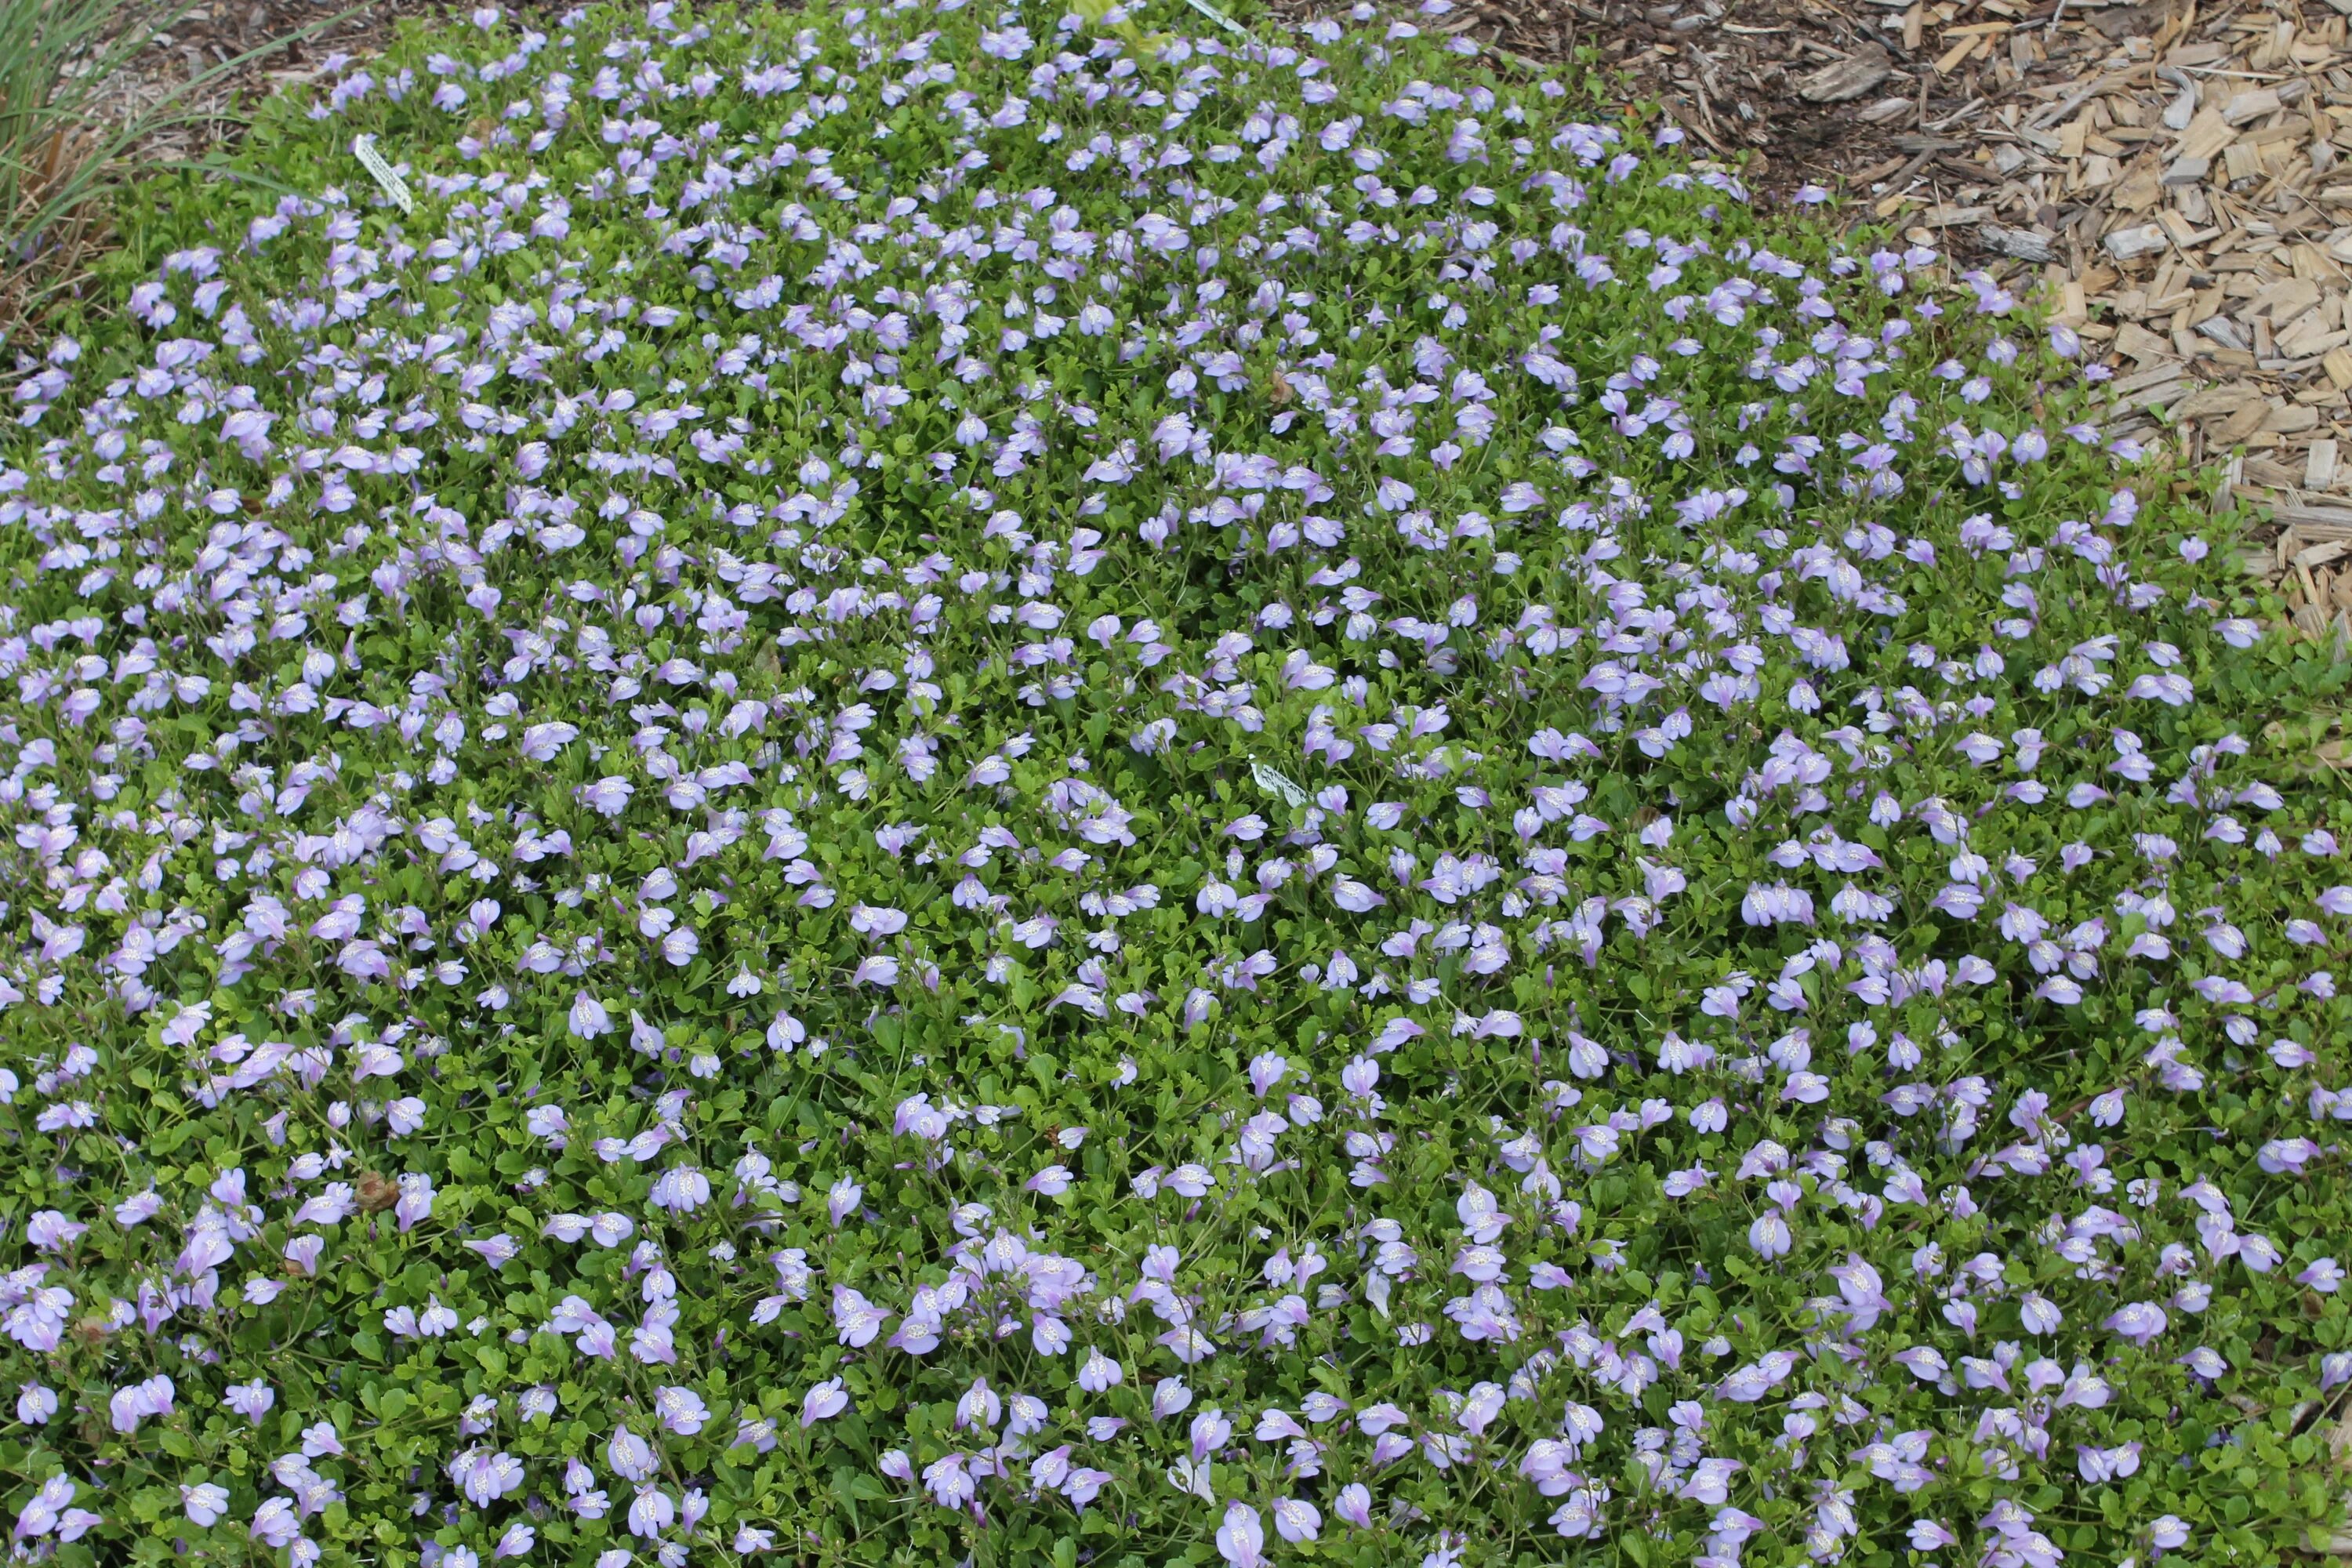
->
[2, 0, 2350, 1563]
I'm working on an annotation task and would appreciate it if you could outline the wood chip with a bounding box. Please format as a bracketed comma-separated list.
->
[2178, 384, 2264, 418]
[2308, 438, 2343, 492]
[2105, 222, 2169, 259]
[2274, 503, 2352, 535]
[2221, 87, 2283, 125]
[1798, 44, 1893, 103]
[2115, 376, 2191, 411]
[2177, 107, 2239, 161]
[1980, 222, 2058, 260]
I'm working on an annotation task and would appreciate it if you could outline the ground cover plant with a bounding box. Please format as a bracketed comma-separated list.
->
[2, 0, 2350, 1563]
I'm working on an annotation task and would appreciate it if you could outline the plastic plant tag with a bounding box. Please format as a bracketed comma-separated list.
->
[1247, 754, 1308, 811]
[351, 134, 416, 215]
[1181, 0, 1248, 35]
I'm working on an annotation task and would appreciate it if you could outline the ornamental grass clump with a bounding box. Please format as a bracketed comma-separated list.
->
[0, 0, 165, 333]
[0, 0, 2348, 1565]
[0, 0, 344, 344]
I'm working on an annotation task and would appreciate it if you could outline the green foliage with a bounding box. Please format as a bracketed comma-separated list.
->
[0, 1, 2346, 1566]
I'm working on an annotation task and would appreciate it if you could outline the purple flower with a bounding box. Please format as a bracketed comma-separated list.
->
[249, 1497, 300, 1549]
[654, 1385, 710, 1436]
[394, 1172, 436, 1232]
[1270, 1497, 1323, 1543]
[607, 1427, 656, 1483]
[832, 1287, 889, 1348]
[448, 1447, 524, 1507]
[2077, 1441, 2141, 1482]
[921, 1454, 974, 1511]
[1891, 1347, 1947, 1382]
[649, 1167, 711, 1212]
[2104, 1301, 2168, 1346]
[24, 1211, 85, 1252]
[223, 1381, 275, 1425]
[1216, 1502, 1268, 1568]
[568, 992, 613, 1037]
[1908, 1519, 1957, 1551]
[2177, 1345, 2228, 1380]
[1064, 1345, 1122, 1395]
[14, 1475, 76, 1541]
[108, 1374, 174, 1434]
[627, 1486, 677, 1538]
[464, 1233, 520, 1269]
[1065, 1466, 1114, 1509]
[800, 1377, 849, 1427]
[182, 1483, 230, 1528]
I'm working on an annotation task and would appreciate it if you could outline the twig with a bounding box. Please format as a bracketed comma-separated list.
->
[1489, 43, 1551, 74]
[1687, 39, 1730, 130]
[1675, 91, 1728, 151]
[1925, 95, 1987, 130]
[2026, 58, 2158, 128]
[1886, 146, 1938, 190]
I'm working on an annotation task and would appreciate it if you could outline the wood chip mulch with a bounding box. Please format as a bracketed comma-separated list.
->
[1450, 0, 2352, 649]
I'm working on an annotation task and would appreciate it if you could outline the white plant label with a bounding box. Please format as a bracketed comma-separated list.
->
[1247, 754, 1308, 811]
[351, 134, 416, 215]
